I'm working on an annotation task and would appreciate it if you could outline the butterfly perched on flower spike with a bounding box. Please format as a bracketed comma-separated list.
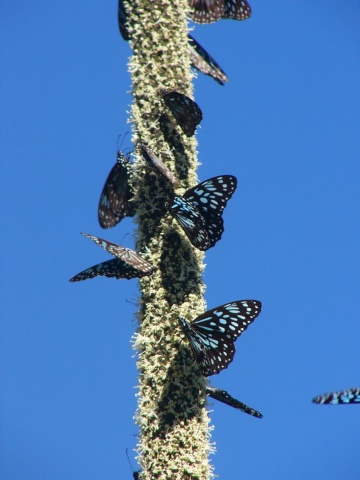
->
[312, 387, 360, 405]
[69, 233, 154, 282]
[169, 175, 237, 250]
[140, 144, 177, 186]
[118, 0, 131, 41]
[206, 386, 263, 418]
[188, 0, 252, 24]
[188, 35, 228, 86]
[98, 151, 135, 229]
[161, 90, 203, 137]
[178, 300, 262, 376]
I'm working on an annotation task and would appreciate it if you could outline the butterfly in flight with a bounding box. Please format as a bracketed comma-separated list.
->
[169, 175, 237, 250]
[161, 90, 203, 137]
[206, 386, 262, 418]
[140, 144, 177, 186]
[98, 151, 135, 229]
[188, 35, 228, 86]
[178, 300, 262, 376]
[69, 233, 154, 282]
[312, 387, 360, 405]
[188, 0, 252, 24]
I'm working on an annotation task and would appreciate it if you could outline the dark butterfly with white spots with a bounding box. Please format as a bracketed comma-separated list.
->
[178, 300, 262, 376]
[188, 0, 252, 24]
[169, 175, 237, 250]
[69, 233, 154, 282]
[140, 144, 177, 186]
[312, 387, 360, 405]
[188, 35, 228, 86]
[98, 151, 135, 229]
[206, 386, 263, 418]
[161, 90, 203, 137]
[118, 0, 131, 41]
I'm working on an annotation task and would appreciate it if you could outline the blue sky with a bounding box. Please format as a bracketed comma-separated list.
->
[1, 1, 360, 479]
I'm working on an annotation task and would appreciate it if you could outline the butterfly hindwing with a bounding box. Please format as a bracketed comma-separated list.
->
[312, 387, 360, 405]
[98, 151, 134, 229]
[188, 34, 228, 85]
[179, 300, 262, 376]
[161, 90, 203, 137]
[206, 386, 263, 418]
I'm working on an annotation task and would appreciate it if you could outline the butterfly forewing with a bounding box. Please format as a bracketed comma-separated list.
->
[312, 387, 360, 405]
[188, 34, 228, 85]
[179, 300, 262, 376]
[188, 0, 224, 24]
[98, 151, 134, 229]
[161, 90, 203, 137]
[206, 386, 263, 418]
[223, 0, 251, 20]
[140, 145, 177, 185]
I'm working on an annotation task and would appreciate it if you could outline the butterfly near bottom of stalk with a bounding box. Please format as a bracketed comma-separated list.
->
[168, 175, 237, 250]
[98, 150, 135, 229]
[178, 300, 262, 376]
[69, 233, 154, 282]
[312, 387, 360, 405]
[206, 386, 263, 418]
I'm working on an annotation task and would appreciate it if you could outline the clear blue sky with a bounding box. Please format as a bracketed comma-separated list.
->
[1, 1, 360, 479]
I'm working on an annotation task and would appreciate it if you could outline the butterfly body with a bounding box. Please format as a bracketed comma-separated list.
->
[69, 233, 154, 282]
[312, 387, 360, 405]
[98, 151, 134, 229]
[206, 386, 263, 418]
[169, 175, 237, 250]
[189, 0, 252, 24]
[179, 300, 262, 376]
[161, 90, 203, 137]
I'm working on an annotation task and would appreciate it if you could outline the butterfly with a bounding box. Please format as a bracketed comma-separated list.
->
[161, 90, 203, 137]
[178, 300, 262, 376]
[188, 0, 252, 24]
[169, 175, 237, 250]
[140, 144, 177, 186]
[188, 35, 228, 86]
[312, 387, 360, 405]
[98, 151, 135, 229]
[69, 233, 154, 282]
[206, 386, 263, 418]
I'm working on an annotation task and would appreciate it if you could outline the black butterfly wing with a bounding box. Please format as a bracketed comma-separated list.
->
[223, 0, 251, 20]
[188, 0, 224, 24]
[312, 387, 360, 405]
[118, 0, 131, 41]
[161, 90, 203, 137]
[69, 258, 147, 282]
[170, 195, 211, 250]
[140, 145, 177, 185]
[98, 152, 134, 229]
[184, 175, 237, 249]
[179, 300, 262, 376]
[188, 34, 228, 85]
[206, 386, 263, 418]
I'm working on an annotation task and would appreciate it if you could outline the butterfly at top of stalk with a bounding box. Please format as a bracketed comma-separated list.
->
[168, 175, 237, 250]
[206, 386, 263, 418]
[179, 300, 262, 376]
[69, 233, 154, 282]
[98, 150, 135, 229]
[312, 387, 360, 405]
[188, 0, 252, 24]
[160, 89, 203, 137]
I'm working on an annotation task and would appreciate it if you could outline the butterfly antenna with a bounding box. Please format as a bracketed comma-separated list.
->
[125, 448, 136, 477]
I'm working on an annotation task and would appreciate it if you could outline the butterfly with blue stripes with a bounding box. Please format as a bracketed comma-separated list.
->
[98, 151, 134, 229]
[161, 90, 203, 137]
[188, 0, 252, 24]
[312, 387, 360, 405]
[169, 175, 237, 250]
[179, 300, 262, 376]
[206, 386, 262, 418]
[69, 233, 154, 282]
